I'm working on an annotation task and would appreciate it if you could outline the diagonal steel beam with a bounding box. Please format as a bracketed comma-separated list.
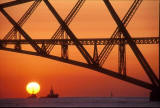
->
[45, 0, 86, 54]
[0, 8, 45, 54]
[103, 0, 159, 87]
[3, 0, 42, 40]
[0, 47, 156, 90]
[43, 0, 96, 65]
[0, 0, 34, 8]
[98, 0, 143, 66]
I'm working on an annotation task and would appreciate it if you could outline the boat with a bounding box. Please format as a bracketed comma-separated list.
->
[41, 86, 59, 98]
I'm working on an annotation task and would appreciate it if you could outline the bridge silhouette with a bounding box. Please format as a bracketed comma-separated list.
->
[0, 0, 159, 101]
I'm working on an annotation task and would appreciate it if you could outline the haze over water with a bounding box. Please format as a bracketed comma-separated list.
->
[0, 97, 160, 107]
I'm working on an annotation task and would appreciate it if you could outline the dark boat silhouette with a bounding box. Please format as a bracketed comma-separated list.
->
[41, 86, 59, 98]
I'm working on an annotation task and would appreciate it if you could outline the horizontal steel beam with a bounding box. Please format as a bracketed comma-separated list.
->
[103, 0, 159, 87]
[0, 0, 34, 8]
[43, 0, 95, 65]
[0, 37, 159, 45]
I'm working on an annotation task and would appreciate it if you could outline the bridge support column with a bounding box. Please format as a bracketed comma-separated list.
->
[61, 44, 68, 59]
[0, 43, 4, 48]
[41, 43, 46, 51]
[118, 35, 126, 76]
[41, 43, 48, 55]
[15, 42, 21, 51]
[61, 32, 68, 59]
[150, 88, 160, 101]
[14, 31, 22, 51]
[93, 43, 99, 65]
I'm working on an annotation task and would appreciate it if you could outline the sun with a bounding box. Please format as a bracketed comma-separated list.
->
[26, 82, 40, 95]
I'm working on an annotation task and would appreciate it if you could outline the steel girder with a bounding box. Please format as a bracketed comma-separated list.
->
[0, 0, 35, 8]
[0, 47, 156, 90]
[0, 0, 159, 90]
[0, 37, 158, 45]
[43, 0, 96, 65]
[103, 0, 159, 87]
[0, 8, 46, 54]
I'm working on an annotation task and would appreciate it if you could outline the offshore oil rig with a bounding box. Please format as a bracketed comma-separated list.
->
[41, 86, 59, 98]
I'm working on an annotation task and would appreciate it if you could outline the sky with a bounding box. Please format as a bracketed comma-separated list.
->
[0, 0, 159, 98]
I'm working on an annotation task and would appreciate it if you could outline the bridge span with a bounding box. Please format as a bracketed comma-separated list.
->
[0, 37, 159, 45]
[0, 0, 160, 101]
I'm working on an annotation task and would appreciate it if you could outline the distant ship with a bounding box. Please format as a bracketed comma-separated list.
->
[41, 86, 59, 98]
[110, 91, 113, 98]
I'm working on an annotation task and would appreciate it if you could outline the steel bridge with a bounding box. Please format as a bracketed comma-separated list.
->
[0, 0, 160, 101]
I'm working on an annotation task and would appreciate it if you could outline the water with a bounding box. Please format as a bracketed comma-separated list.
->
[0, 97, 160, 107]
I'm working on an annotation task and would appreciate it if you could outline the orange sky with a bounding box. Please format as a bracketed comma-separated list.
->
[0, 0, 159, 98]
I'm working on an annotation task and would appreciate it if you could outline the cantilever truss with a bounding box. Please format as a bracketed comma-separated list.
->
[0, 0, 159, 90]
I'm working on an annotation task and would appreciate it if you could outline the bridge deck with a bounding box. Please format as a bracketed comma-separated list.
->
[0, 37, 159, 45]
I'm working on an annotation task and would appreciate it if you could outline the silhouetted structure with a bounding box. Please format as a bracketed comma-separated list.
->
[0, 0, 160, 101]
[47, 87, 59, 98]
[41, 86, 59, 98]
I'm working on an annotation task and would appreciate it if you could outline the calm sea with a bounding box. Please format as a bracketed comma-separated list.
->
[0, 97, 160, 107]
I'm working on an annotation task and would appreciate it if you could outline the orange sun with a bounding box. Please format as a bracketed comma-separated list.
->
[26, 82, 40, 95]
